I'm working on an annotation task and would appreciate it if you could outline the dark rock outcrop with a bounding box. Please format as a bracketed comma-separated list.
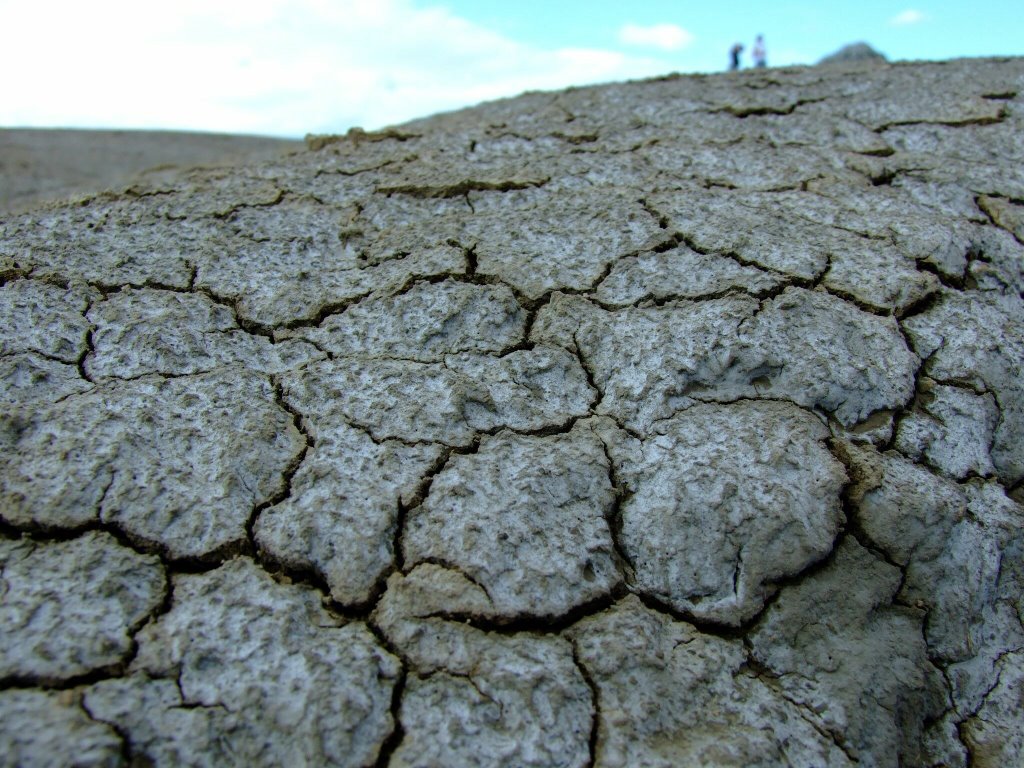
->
[819, 42, 888, 65]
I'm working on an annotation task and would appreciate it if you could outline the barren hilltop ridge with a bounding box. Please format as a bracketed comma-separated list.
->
[2, 56, 1023, 766]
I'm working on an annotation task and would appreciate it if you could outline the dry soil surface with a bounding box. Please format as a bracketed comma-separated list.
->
[1, 57, 1023, 767]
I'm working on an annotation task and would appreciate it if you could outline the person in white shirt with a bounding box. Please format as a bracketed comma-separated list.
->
[753, 35, 767, 68]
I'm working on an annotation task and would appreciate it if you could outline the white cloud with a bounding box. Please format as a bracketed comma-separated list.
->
[0, 0, 675, 136]
[618, 23, 695, 52]
[889, 9, 927, 26]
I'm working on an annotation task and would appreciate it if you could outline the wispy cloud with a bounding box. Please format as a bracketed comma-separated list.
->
[619, 23, 695, 52]
[0, 0, 674, 136]
[889, 9, 927, 26]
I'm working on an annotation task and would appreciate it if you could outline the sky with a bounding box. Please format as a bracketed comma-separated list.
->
[1, 1, 1021, 138]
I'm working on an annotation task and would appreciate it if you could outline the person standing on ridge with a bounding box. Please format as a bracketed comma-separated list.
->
[729, 43, 744, 70]
[753, 35, 767, 67]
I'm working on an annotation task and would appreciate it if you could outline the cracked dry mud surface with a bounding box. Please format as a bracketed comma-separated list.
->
[1, 57, 1023, 767]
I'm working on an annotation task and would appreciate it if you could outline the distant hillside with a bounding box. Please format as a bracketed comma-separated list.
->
[0, 128, 301, 214]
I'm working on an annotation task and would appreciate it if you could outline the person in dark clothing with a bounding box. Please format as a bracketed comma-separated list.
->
[729, 43, 744, 70]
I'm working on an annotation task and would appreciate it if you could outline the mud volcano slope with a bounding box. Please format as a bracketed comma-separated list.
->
[2, 57, 1023, 766]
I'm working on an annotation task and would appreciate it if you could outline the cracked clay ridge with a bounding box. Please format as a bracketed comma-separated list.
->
[2, 55, 1024, 767]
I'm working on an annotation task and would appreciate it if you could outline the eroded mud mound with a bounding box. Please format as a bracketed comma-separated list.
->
[2, 57, 1023, 767]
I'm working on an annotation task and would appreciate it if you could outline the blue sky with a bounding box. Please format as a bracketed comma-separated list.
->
[1, 1, 1021, 137]
[444, 1, 1024, 69]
